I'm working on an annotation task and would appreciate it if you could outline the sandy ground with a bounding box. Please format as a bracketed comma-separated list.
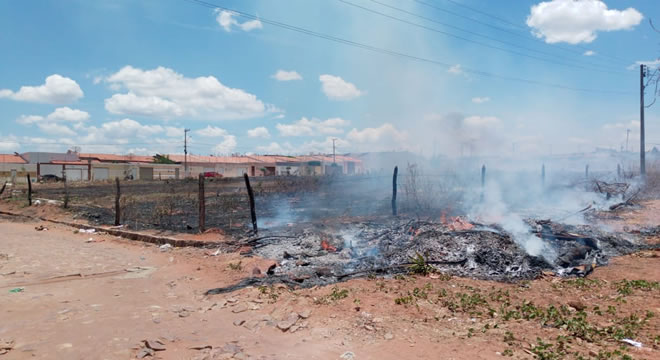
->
[0, 204, 659, 359]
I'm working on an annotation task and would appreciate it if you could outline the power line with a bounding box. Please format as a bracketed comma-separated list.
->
[371, 0, 627, 72]
[183, 0, 634, 94]
[342, 0, 626, 75]
[412, 0, 631, 65]
[441, 0, 526, 30]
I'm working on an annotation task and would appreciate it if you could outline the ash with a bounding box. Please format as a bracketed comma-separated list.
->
[207, 216, 648, 294]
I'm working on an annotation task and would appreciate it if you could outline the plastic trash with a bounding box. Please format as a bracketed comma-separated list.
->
[159, 244, 172, 252]
[9, 288, 24, 293]
[621, 339, 642, 348]
[79, 228, 96, 234]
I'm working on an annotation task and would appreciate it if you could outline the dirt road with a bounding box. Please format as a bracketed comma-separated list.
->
[0, 219, 470, 359]
[0, 216, 658, 359]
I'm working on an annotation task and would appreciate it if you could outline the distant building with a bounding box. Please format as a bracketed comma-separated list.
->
[0, 154, 36, 184]
[0, 151, 364, 182]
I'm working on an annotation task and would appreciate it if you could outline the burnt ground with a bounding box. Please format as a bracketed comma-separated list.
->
[201, 211, 652, 294]
[0, 212, 658, 360]
[1, 179, 660, 359]
[7, 176, 398, 235]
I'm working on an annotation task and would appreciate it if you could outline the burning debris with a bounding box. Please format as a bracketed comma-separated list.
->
[206, 215, 651, 295]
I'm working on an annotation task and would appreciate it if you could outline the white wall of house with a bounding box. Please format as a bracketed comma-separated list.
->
[40, 164, 63, 177]
[92, 167, 109, 180]
[65, 165, 88, 181]
[0, 164, 37, 183]
[276, 165, 300, 175]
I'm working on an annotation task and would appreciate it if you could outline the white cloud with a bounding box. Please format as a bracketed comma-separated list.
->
[16, 107, 90, 140]
[47, 107, 90, 122]
[526, 0, 643, 44]
[568, 137, 591, 144]
[260, 137, 349, 155]
[0, 74, 83, 104]
[346, 123, 407, 144]
[0, 136, 20, 152]
[126, 147, 150, 155]
[212, 135, 237, 154]
[18, 137, 75, 153]
[628, 59, 660, 70]
[103, 66, 270, 120]
[276, 117, 349, 136]
[319, 75, 364, 101]
[296, 137, 350, 155]
[99, 119, 164, 138]
[603, 120, 639, 130]
[76, 119, 164, 147]
[464, 116, 501, 127]
[37, 123, 77, 137]
[448, 64, 463, 75]
[271, 70, 303, 81]
[239, 19, 263, 31]
[196, 125, 230, 137]
[256, 142, 291, 154]
[247, 126, 270, 138]
[164, 126, 184, 138]
[216, 10, 235, 31]
[17, 107, 90, 125]
[471, 97, 490, 104]
[105, 92, 183, 118]
[16, 115, 45, 125]
[215, 10, 262, 32]
[193, 126, 236, 153]
[583, 50, 596, 56]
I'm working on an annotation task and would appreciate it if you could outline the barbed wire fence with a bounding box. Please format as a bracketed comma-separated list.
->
[2, 162, 658, 234]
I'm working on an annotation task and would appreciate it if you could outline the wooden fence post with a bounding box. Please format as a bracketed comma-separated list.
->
[27, 174, 32, 206]
[391, 166, 398, 216]
[541, 164, 546, 188]
[63, 174, 69, 209]
[480, 165, 486, 202]
[481, 165, 486, 188]
[198, 173, 205, 233]
[0, 181, 7, 196]
[244, 173, 257, 233]
[114, 177, 121, 226]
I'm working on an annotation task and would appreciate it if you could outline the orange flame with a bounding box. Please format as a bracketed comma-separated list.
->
[321, 239, 337, 252]
[448, 217, 474, 231]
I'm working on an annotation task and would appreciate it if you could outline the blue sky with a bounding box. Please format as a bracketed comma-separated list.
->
[1, 0, 659, 157]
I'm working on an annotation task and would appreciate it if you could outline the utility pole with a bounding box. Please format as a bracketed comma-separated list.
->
[184, 128, 191, 178]
[640, 64, 646, 177]
[332, 138, 337, 163]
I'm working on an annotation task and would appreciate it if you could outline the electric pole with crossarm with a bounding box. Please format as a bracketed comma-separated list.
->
[640, 64, 646, 178]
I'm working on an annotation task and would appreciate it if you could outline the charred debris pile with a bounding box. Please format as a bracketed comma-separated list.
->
[205, 174, 660, 294]
[207, 214, 651, 294]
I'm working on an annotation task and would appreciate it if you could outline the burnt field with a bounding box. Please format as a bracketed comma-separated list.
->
[4, 166, 659, 292]
[9, 175, 402, 234]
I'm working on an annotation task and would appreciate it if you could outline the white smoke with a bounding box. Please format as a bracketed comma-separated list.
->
[469, 181, 557, 263]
